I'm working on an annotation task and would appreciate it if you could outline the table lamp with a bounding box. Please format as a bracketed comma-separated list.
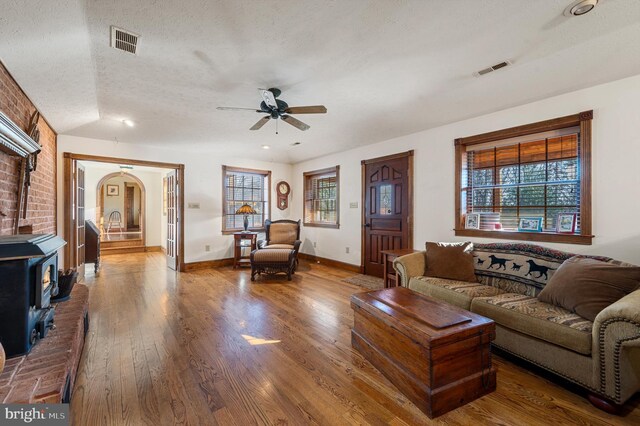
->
[235, 204, 257, 232]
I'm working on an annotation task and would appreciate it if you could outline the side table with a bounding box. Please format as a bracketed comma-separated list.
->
[234, 232, 258, 269]
[381, 248, 419, 288]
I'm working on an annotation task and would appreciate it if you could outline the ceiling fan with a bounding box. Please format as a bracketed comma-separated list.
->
[217, 88, 327, 132]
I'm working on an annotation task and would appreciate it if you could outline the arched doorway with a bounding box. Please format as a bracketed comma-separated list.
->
[96, 172, 146, 249]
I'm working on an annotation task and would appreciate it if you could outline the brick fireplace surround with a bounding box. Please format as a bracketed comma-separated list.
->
[0, 285, 89, 403]
[0, 61, 57, 235]
[0, 62, 89, 404]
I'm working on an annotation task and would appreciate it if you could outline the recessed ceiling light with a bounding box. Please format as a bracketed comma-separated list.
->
[122, 119, 135, 127]
[564, 0, 598, 17]
[262, 145, 270, 150]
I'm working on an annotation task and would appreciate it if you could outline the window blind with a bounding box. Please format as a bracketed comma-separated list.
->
[223, 169, 269, 230]
[462, 130, 581, 232]
[304, 173, 337, 224]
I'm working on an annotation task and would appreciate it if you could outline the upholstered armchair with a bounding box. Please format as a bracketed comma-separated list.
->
[250, 219, 302, 281]
[258, 219, 302, 255]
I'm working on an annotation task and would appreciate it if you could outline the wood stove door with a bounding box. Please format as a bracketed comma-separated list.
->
[166, 170, 178, 270]
[76, 163, 86, 280]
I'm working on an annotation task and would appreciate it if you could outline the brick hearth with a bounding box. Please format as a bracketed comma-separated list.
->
[0, 284, 88, 403]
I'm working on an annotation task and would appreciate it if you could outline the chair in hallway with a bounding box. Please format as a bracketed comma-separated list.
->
[106, 211, 123, 233]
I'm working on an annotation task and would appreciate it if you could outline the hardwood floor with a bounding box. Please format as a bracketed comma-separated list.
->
[71, 252, 640, 425]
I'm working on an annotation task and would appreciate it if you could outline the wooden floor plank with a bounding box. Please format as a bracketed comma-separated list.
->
[70, 252, 640, 425]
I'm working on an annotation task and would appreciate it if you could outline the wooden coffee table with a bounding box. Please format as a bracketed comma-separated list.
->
[351, 287, 496, 418]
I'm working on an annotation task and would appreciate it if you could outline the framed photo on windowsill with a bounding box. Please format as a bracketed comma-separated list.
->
[465, 213, 480, 230]
[556, 213, 577, 234]
[518, 217, 543, 233]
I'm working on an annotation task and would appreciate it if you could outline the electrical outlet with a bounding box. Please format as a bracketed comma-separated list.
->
[313, 241, 317, 248]
[205, 245, 210, 252]
[188, 202, 200, 209]
[349, 202, 358, 208]
[345, 247, 350, 254]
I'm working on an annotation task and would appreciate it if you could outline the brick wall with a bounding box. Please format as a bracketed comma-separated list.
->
[0, 62, 57, 235]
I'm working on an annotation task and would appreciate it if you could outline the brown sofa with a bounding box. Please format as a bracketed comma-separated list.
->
[394, 242, 640, 409]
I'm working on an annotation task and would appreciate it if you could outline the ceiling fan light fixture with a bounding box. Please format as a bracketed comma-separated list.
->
[564, 0, 598, 17]
[218, 88, 324, 132]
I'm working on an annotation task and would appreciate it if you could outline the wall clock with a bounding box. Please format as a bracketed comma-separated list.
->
[276, 181, 290, 210]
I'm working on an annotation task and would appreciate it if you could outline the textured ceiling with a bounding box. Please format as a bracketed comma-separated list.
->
[1, 0, 640, 163]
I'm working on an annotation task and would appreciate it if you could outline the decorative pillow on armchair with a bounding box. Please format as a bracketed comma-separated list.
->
[538, 256, 640, 321]
[269, 223, 297, 245]
[424, 241, 478, 283]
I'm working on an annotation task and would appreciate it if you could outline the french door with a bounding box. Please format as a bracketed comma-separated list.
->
[165, 170, 178, 270]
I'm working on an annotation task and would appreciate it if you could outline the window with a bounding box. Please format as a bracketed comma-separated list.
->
[222, 166, 271, 233]
[303, 166, 339, 228]
[455, 111, 593, 244]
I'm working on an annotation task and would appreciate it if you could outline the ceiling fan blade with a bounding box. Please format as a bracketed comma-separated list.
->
[281, 115, 310, 131]
[217, 107, 261, 112]
[250, 116, 271, 130]
[284, 105, 327, 114]
[259, 89, 278, 109]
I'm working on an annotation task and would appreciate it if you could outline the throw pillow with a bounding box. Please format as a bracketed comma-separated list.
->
[424, 241, 478, 282]
[538, 256, 640, 321]
[269, 223, 297, 245]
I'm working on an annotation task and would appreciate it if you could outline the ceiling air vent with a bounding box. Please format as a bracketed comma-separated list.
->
[473, 60, 512, 77]
[110, 26, 139, 55]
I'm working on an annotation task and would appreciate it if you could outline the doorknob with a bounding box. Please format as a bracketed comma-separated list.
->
[365, 223, 371, 227]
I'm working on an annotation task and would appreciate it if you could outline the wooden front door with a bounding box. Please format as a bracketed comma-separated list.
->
[76, 163, 86, 280]
[362, 151, 413, 277]
[166, 170, 178, 270]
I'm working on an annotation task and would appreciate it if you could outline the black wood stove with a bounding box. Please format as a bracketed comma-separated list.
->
[0, 234, 66, 357]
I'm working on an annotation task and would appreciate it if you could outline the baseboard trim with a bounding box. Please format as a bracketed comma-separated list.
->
[183, 254, 360, 273]
[101, 245, 162, 255]
[183, 257, 234, 271]
[298, 253, 361, 273]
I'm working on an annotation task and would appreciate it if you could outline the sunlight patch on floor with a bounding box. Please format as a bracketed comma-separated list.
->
[242, 334, 281, 345]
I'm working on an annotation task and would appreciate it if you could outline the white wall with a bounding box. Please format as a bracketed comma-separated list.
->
[291, 74, 640, 266]
[57, 137, 293, 263]
[82, 165, 164, 247]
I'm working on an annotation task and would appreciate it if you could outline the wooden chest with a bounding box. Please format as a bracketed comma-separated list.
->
[351, 287, 496, 418]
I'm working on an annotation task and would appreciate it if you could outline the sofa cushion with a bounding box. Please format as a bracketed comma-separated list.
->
[269, 223, 298, 245]
[409, 276, 506, 310]
[538, 256, 640, 321]
[251, 248, 294, 263]
[424, 241, 478, 283]
[471, 293, 593, 355]
[263, 244, 295, 250]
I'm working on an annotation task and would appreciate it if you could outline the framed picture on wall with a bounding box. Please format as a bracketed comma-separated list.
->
[556, 213, 577, 233]
[465, 213, 480, 229]
[518, 217, 543, 232]
[106, 184, 119, 196]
